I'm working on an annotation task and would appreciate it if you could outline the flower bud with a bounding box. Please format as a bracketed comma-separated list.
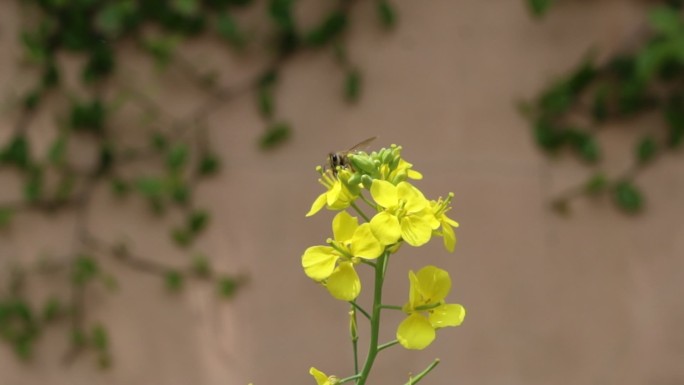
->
[361, 175, 374, 189]
[349, 153, 376, 174]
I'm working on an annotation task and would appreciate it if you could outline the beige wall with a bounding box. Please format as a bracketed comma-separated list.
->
[3, 0, 684, 384]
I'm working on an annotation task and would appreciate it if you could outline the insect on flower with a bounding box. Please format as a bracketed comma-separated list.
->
[327, 136, 376, 176]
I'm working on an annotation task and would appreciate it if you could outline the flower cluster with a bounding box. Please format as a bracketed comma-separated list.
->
[302, 144, 465, 383]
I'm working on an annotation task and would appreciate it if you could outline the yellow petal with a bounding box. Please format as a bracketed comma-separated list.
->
[326, 262, 361, 301]
[306, 193, 327, 217]
[332, 211, 358, 243]
[397, 182, 427, 213]
[370, 211, 401, 245]
[400, 214, 433, 247]
[326, 181, 343, 206]
[429, 304, 466, 328]
[309, 367, 329, 385]
[415, 265, 451, 302]
[350, 223, 383, 259]
[396, 313, 435, 350]
[370, 180, 398, 208]
[407, 169, 423, 180]
[441, 221, 457, 252]
[302, 246, 339, 281]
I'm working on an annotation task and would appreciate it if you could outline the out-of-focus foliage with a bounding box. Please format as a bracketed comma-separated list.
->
[523, 0, 684, 214]
[0, 0, 400, 366]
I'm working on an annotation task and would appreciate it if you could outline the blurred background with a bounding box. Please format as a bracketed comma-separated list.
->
[1, 0, 684, 384]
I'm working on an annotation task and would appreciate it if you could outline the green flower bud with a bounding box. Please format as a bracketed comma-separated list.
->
[361, 174, 374, 189]
[349, 153, 376, 174]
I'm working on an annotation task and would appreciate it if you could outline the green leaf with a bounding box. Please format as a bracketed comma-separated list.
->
[144, 36, 179, 69]
[305, 11, 347, 47]
[3, 135, 31, 169]
[259, 122, 291, 149]
[170, 182, 190, 205]
[166, 144, 189, 171]
[165, 270, 184, 291]
[95, 1, 138, 38]
[613, 181, 643, 213]
[71, 255, 99, 286]
[217, 276, 239, 298]
[188, 210, 210, 234]
[92, 324, 108, 351]
[171, 228, 192, 247]
[48, 136, 67, 166]
[0, 207, 13, 228]
[83, 46, 115, 83]
[111, 178, 130, 197]
[636, 136, 658, 164]
[135, 177, 165, 198]
[172, 0, 199, 16]
[345, 69, 362, 103]
[24, 168, 43, 203]
[585, 172, 608, 195]
[533, 119, 564, 152]
[269, 0, 296, 31]
[70, 100, 106, 133]
[665, 96, 684, 148]
[198, 153, 221, 175]
[257, 86, 275, 118]
[527, 0, 554, 17]
[42, 298, 63, 322]
[192, 254, 211, 277]
[216, 12, 246, 48]
[648, 6, 683, 36]
[376, 0, 397, 28]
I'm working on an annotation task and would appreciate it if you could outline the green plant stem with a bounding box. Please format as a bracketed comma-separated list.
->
[356, 251, 388, 385]
[338, 373, 363, 384]
[379, 304, 402, 310]
[350, 202, 370, 222]
[377, 339, 399, 352]
[405, 359, 440, 385]
[349, 300, 371, 320]
[359, 192, 377, 211]
[351, 308, 359, 374]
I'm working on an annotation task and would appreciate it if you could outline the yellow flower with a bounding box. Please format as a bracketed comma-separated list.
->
[369, 180, 438, 247]
[309, 367, 338, 385]
[430, 193, 459, 252]
[306, 169, 358, 217]
[302, 211, 384, 300]
[396, 266, 465, 350]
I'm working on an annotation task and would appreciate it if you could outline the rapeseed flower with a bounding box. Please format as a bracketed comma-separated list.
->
[369, 180, 438, 247]
[307, 168, 358, 217]
[302, 211, 383, 300]
[396, 265, 465, 350]
[430, 193, 459, 252]
[309, 367, 338, 385]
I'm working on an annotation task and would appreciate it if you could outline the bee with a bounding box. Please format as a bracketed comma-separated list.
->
[328, 136, 377, 175]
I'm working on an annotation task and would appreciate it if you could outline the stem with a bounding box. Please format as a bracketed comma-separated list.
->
[356, 251, 388, 385]
[377, 339, 399, 352]
[350, 306, 359, 375]
[350, 202, 371, 222]
[338, 373, 362, 384]
[359, 192, 377, 211]
[379, 304, 403, 310]
[349, 300, 371, 320]
[405, 359, 440, 385]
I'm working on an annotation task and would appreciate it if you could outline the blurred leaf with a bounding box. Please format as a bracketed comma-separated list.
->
[143, 36, 179, 69]
[170, 182, 190, 205]
[83, 46, 115, 83]
[665, 95, 684, 148]
[42, 298, 63, 322]
[636, 136, 658, 164]
[135, 177, 165, 198]
[23, 90, 41, 111]
[345, 69, 362, 103]
[3, 135, 31, 169]
[95, 1, 139, 38]
[648, 6, 683, 36]
[111, 178, 130, 197]
[257, 88, 275, 119]
[259, 122, 291, 149]
[97, 143, 115, 175]
[613, 180, 643, 213]
[171, 228, 192, 247]
[166, 144, 189, 171]
[376, 0, 397, 28]
[151, 132, 168, 151]
[305, 11, 347, 47]
[533, 119, 564, 152]
[0, 207, 13, 228]
[172, 0, 200, 16]
[70, 100, 106, 133]
[48, 136, 67, 166]
[269, 0, 296, 31]
[216, 12, 246, 48]
[72, 328, 87, 348]
[585, 172, 608, 195]
[188, 210, 209, 234]
[217, 276, 239, 298]
[55, 174, 76, 201]
[24, 168, 43, 203]
[192, 254, 211, 277]
[92, 324, 108, 351]
[165, 270, 184, 291]
[527, 0, 554, 17]
[72, 255, 99, 286]
[42, 61, 60, 88]
[198, 153, 220, 175]
[591, 85, 609, 122]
